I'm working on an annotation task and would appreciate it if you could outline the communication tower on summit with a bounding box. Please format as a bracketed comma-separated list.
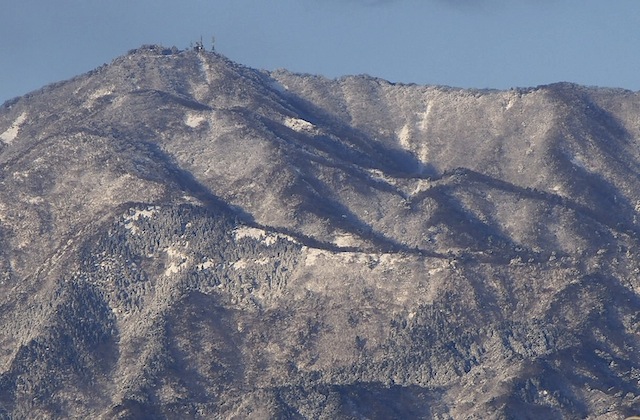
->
[194, 36, 205, 52]
[191, 35, 215, 52]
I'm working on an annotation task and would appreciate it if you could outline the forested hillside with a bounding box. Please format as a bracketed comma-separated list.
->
[0, 45, 638, 419]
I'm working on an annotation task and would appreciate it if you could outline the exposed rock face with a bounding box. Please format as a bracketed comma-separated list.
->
[0, 44, 639, 419]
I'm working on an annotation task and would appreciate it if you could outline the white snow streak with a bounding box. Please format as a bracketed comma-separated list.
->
[417, 102, 433, 132]
[398, 124, 412, 149]
[0, 112, 27, 144]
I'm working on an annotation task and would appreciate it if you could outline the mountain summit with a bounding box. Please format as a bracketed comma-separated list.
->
[0, 45, 639, 418]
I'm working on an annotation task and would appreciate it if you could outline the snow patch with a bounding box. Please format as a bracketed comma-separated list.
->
[570, 154, 590, 171]
[234, 226, 267, 241]
[231, 257, 271, 270]
[86, 88, 114, 107]
[303, 246, 406, 269]
[367, 169, 398, 186]
[333, 233, 360, 248]
[124, 207, 158, 221]
[196, 260, 216, 271]
[337, 252, 375, 265]
[505, 98, 515, 110]
[0, 112, 27, 144]
[185, 113, 206, 128]
[123, 206, 159, 234]
[262, 235, 280, 246]
[181, 194, 203, 205]
[164, 263, 181, 275]
[254, 257, 271, 265]
[164, 245, 189, 276]
[232, 259, 248, 270]
[270, 80, 288, 93]
[417, 143, 430, 164]
[417, 102, 433, 132]
[284, 117, 318, 134]
[503, 92, 519, 111]
[233, 226, 297, 246]
[304, 248, 328, 266]
[90, 87, 113, 99]
[166, 246, 187, 260]
[428, 265, 445, 276]
[411, 179, 432, 196]
[413, 103, 434, 163]
[27, 196, 45, 205]
[377, 253, 409, 269]
[398, 124, 412, 149]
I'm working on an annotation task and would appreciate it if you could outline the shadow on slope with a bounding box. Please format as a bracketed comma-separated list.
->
[411, 168, 638, 258]
[264, 77, 431, 178]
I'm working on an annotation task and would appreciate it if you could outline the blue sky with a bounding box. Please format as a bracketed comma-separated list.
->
[1, 0, 640, 104]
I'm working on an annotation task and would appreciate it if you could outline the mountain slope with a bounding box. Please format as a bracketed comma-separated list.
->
[0, 45, 639, 419]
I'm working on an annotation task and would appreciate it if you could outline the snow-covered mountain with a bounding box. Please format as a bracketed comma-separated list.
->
[0, 44, 639, 418]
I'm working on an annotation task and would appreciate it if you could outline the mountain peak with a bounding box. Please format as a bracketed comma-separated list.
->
[0, 46, 639, 418]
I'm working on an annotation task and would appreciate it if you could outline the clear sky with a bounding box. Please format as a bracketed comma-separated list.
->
[2, 0, 640, 104]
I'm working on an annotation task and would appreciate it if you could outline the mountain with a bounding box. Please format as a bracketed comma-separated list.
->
[0, 44, 639, 419]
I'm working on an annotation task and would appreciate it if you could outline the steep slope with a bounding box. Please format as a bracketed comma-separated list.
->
[0, 45, 638, 419]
